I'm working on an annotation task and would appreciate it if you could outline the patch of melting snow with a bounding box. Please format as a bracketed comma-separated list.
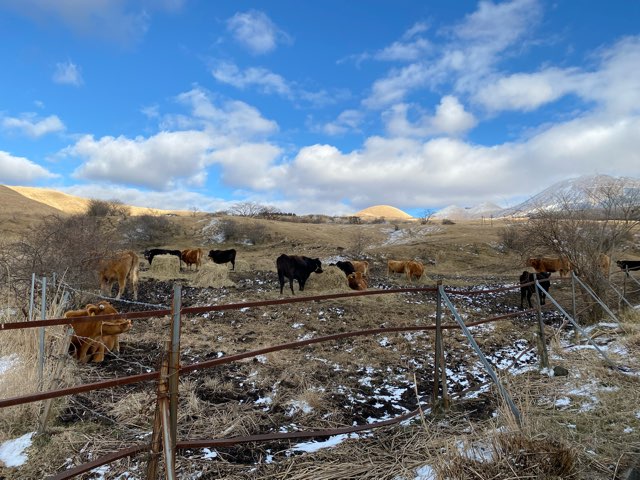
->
[0, 432, 34, 468]
[0, 354, 19, 376]
[413, 464, 436, 480]
[287, 400, 314, 416]
[555, 397, 571, 408]
[456, 439, 494, 463]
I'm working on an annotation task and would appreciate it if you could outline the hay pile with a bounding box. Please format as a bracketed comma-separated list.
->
[191, 262, 235, 288]
[305, 265, 350, 292]
[148, 255, 184, 279]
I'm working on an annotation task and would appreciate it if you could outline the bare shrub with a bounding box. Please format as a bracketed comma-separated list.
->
[442, 218, 455, 225]
[499, 223, 528, 253]
[214, 218, 267, 244]
[117, 214, 179, 245]
[86, 198, 130, 217]
[349, 230, 371, 258]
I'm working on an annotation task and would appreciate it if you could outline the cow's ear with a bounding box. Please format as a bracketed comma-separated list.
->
[86, 305, 100, 316]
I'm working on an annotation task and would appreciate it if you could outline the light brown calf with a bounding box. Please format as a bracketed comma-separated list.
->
[526, 256, 571, 277]
[347, 271, 368, 291]
[387, 260, 408, 276]
[404, 260, 425, 282]
[350, 260, 369, 277]
[65, 301, 132, 363]
[98, 250, 139, 300]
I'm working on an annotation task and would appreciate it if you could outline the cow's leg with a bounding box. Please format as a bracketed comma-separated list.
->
[278, 272, 285, 294]
[77, 338, 96, 363]
[91, 342, 106, 363]
[290, 277, 296, 294]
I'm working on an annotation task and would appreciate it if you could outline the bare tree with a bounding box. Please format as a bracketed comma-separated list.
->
[521, 179, 639, 322]
[86, 198, 130, 217]
[230, 201, 265, 217]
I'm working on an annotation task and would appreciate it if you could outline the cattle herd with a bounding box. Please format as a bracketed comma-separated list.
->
[66, 248, 636, 364]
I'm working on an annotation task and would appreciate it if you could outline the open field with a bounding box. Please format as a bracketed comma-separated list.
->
[1, 195, 640, 479]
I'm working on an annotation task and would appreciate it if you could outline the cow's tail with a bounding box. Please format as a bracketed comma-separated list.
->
[128, 252, 140, 300]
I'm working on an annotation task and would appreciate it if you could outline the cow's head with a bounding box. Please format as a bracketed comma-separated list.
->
[101, 319, 132, 335]
[313, 258, 323, 273]
[86, 302, 119, 317]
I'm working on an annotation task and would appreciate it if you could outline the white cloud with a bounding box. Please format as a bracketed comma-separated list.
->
[2, 114, 65, 137]
[0, 0, 183, 45]
[211, 62, 291, 96]
[52, 60, 83, 86]
[63, 86, 282, 192]
[0, 151, 58, 183]
[321, 110, 364, 136]
[363, 0, 542, 109]
[226, 10, 290, 55]
[384, 97, 476, 137]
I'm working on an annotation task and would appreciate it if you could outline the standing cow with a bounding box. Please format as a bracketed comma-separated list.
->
[276, 254, 323, 295]
[519, 271, 551, 309]
[98, 250, 139, 300]
[208, 249, 237, 270]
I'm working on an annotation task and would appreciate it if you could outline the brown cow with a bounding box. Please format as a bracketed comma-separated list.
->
[387, 260, 408, 276]
[350, 260, 369, 277]
[347, 271, 367, 291]
[65, 301, 132, 363]
[98, 251, 139, 300]
[181, 248, 203, 271]
[404, 260, 425, 282]
[526, 256, 571, 277]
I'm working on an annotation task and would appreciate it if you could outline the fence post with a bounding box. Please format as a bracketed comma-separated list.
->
[37, 277, 47, 390]
[147, 343, 171, 480]
[534, 280, 549, 369]
[168, 283, 182, 470]
[432, 281, 442, 410]
[571, 273, 577, 326]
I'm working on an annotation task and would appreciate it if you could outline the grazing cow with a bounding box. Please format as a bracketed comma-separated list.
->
[519, 271, 551, 309]
[350, 260, 370, 277]
[144, 248, 182, 267]
[597, 253, 611, 277]
[181, 248, 203, 271]
[276, 254, 323, 295]
[404, 260, 425, 282]
[65, 301, 132, 363]
[526, 256, 571, 277]
[387, 260, 408, 276]
[333, 261, 355, 276]
[98, 251, 139, 300]
[208, 249, 237, 270]
[347, 271, 367, 291]
[616, 260, 640, 275]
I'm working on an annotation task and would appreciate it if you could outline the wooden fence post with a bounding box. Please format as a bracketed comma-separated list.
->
[37, 277, 47, 390]
[432, 280, 448, 411]
[534, 280, 549, 369]
[168, 283, 182, 472]
[147, 343, 171, 480]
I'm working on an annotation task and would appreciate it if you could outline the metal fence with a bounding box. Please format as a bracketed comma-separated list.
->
[1, 270, 636, 479]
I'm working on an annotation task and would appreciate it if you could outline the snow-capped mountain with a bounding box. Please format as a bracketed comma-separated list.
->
[433, 175, 640, 220]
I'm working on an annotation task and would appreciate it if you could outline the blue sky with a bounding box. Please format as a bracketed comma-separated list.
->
[0, 0, 639, 216]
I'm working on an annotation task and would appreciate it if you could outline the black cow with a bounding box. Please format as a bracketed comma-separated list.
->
[616, 260, 640, 276]
[332, 260, 355, 277]
[519, 271, 551, 309]
[208, 249, 237, 270]
[144, 248, 182, 267]
[276, 254, 323, 295]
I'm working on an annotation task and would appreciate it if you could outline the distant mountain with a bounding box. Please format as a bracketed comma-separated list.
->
[433, 202, 502, 220]
[433, 174, 640, 220]
[354, 205, 414, 220]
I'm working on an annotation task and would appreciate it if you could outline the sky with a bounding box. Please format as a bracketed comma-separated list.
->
[0, 0, 639, 217]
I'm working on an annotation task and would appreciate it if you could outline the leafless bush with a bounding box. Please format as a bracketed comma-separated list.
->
[117, 214, 179, 245]
[349, 230, 371, 258]
[499, 223, 528, 253]
[86, 198, 130, 217]
[1, 214, 124, 300]
[215, 218, 267, 244]
[442, 218, 455, 225]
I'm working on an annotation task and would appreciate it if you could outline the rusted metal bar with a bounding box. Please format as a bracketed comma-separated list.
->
[168, 283, 182, 471]
[2, 308, 538, 410]
[46, 445, 147, 480]
[147, 345, 169, 480]
[0, 371, 158, 409]
[439, 286, 523, 428]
